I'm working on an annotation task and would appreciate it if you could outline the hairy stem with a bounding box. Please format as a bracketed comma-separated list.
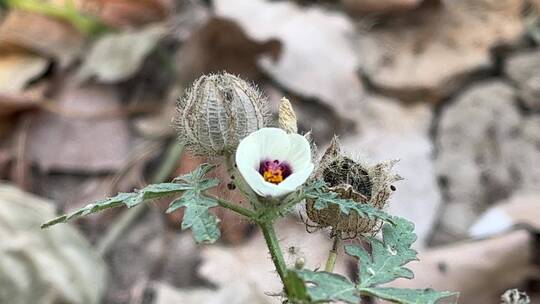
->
[324, 235, 340, 272]
[223, 154, 292, 295]
[259, 220, 289, 294]
[215, 197, 256, 219]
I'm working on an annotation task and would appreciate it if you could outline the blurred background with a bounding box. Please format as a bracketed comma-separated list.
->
[0, 0, 539, 303]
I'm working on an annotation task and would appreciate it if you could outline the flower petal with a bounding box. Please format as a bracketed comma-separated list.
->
[235, 127, 314, 197]
[283, 133, 313, 171]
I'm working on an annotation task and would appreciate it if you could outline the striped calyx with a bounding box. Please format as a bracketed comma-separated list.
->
[175, 72, 270, 156]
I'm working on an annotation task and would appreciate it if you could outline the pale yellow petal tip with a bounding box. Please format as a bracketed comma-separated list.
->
[279, 97, 298, 134]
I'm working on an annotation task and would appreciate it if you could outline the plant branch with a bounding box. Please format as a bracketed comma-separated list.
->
[214, 197, 256, 219]
[324, 235, 340, 273]
[259, 220, 289, 294]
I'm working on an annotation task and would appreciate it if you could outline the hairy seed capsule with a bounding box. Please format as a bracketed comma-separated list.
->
[305, 136, 402, 238]
[175, 72, 270, 156]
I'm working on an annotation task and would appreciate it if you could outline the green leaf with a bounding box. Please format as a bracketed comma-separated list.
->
[284, 270, 310, 303]
[42, 163, 219, 233]
[41, 182, 190, 229]
[296, 270, 359, 304]
[346, 217, 417, 287]
[165, 163, 221, 244]
[166, 191, 220, 243]
[173, 162, 217, 184]
[303, 180, 395, 224]
[291, 185, 458, 304]
[359, 287, 458, 304]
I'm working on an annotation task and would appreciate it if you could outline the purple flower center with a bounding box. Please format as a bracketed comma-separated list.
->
[258, 159, 292, 184]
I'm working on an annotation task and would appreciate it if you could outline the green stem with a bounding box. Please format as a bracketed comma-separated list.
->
[215, 197, 256, 219]
[259, 220, 289, 294]
[324, 251, 337, 273]
[222, 155, 292, 295]
[324, 236, 340, 273]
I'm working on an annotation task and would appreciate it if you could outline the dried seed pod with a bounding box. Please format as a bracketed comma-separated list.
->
[305, 136, 402, 238]
[175, 72, 270, 156]
[278, 97, 298, 133]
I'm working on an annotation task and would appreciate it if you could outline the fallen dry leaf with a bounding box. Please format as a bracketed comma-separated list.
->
[76, 23, 167, 83]
[469, 193, 540, 238]
[0, 52, 48, 93]
[505, 50, 540, 111]
[154, 280, 271, 304]
[215, 0, 365, 122]
[154, 283, 214, 304]
[0, 10, 84, 67]
[26, 82, 131, 173]
[86, 0, 174, 28]
[0, 150, 11, 179]
[342, 0, 422, 15]
[0, 91, 43, 117]
[341, 95, 440, 250]
[132, 100, 176, 138]
[0, 183, 107, 304]
[177, 17, 282, 83]
[357, 0, 526, 102]
[434, 81, 523, 243]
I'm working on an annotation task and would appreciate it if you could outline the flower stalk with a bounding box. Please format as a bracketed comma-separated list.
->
[223, 154, 294, 296]
[214, 197, 257, 219]
[259, 221, 289, 292]
[324, 235, 340, 273]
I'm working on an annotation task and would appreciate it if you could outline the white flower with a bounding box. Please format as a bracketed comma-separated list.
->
[235, 128, 314, 197]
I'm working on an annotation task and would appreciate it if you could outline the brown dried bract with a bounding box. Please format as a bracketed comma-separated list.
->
[305, 136, 402, 238]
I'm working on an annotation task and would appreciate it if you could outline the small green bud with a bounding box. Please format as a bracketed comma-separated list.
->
[294, 257, 305, 270]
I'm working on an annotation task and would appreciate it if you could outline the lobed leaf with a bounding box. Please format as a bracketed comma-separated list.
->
[166, 190, 220, 243]
[303, 180, 395, 224]
[359, 287, 458, 304]
[346, 216, 417, 287]
[284, 270, 310, 303]
[41, 183, 190, 228]
[42, 163, 221, 243]
[292, 213, 458, 304]
[296, 270, 359, 304]
[165, 163, 221, 243]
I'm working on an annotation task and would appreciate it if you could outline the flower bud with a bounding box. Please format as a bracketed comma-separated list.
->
[278, 97, 298, 133]
[175, 72, 270, 156]
[305, 136, 402, 238]
[294, 257, 306, 270]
